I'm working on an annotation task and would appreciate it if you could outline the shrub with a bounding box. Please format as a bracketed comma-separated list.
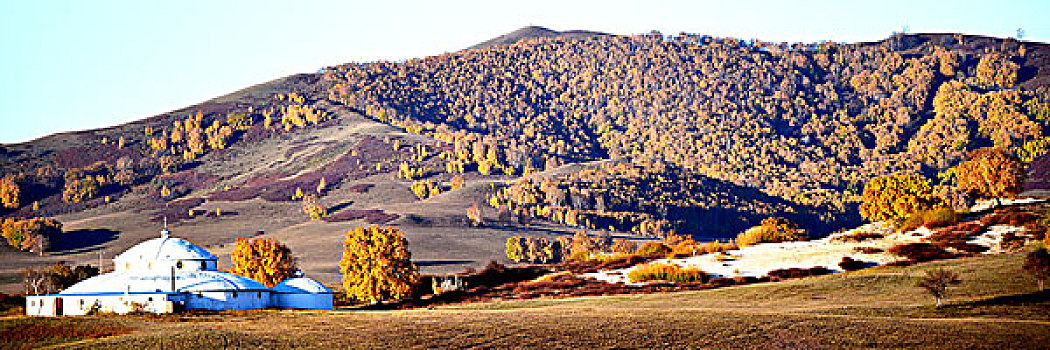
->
[635, 242, 671, 257]
[887, 243, 956, 262]
[628, 263, 708, 283]
[854, 246, 884, 254]
[1023, 248, 1050, 290]
[859, 173, 946, 222]
[735, 217, 803, 247]
[838, 256, 867, 271]
[610, 239, 637, 254]
[766, 266, 832, 279]
[899, 207, 960, 232]
[916, 268, 961, 307]
[831, 230, 884, 243]
[697, 241, 737, 254]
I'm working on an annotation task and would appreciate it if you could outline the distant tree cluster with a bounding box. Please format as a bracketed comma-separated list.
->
[504, 235, 569, 263]
[1, 217, 62, 253]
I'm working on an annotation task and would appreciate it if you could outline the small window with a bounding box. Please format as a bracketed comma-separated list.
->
[176, 261, 183, 269]
[201, 261, 208, 269]
[232, 292, 238, 298]
[30, 300, 35, 307]
[79, 299, 85, 306]
[257, 292, 262, 298]
[148, 297, 153, 302]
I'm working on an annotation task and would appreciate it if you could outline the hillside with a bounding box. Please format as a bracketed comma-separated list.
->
[1, 29, 1050, 293]
[5, 253, 1049, 348]
[467, 26, 607, 50]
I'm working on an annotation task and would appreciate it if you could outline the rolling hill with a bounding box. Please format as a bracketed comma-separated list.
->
[1, 27, 1049, 293]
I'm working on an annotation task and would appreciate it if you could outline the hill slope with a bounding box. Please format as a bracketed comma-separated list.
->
[2, 29, 1050, 292]
[467, 26, 607, 50]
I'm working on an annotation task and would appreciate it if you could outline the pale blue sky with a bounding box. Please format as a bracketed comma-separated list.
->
[1, 0, 1047, 144]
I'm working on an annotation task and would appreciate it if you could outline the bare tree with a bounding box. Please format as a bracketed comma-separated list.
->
[23, 268, 52, 296]
[1024, 248, 1050, 291]
[916, 268, 961, 307]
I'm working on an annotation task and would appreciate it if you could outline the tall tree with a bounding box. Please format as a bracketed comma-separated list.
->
[229, 238, 298, 287]
[859, 174, 946, 222]
[339, 226, 418, 303]
[954, 148, 1024, 205]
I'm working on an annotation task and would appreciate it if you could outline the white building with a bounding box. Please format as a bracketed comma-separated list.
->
[26, 227, 332, 316]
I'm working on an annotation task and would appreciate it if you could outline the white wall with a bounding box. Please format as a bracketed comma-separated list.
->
[271, 293, 333, 310]
[184, 290, 270, 310]
[26, 294, 177, 316]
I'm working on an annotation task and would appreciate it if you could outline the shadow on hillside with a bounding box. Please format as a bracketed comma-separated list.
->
[328, 201, 354, 213]
[49, 229, 119, 255]
[660, 175, 862, 241]
[415, 259, 475, 267]
[959, 289, 1050, 307]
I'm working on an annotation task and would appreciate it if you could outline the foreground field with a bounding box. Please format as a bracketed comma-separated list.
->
[3, 253, 1048, 349]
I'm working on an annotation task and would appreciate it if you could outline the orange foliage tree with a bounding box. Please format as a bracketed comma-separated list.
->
[859, 173, 946, 222]
[339, 226, 418, 303]
[953, 147, 1024, 204]
[229, 238, 298, 287]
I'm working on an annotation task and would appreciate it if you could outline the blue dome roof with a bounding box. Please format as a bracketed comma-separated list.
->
[272, 277, 333, 294]
[60, 270, 270, 295]
[116, 237, 217, 262]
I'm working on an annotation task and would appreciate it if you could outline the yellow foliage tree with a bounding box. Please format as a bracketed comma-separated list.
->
[505, 236, 526, 262]
[62, 178, 100, 203]
[302, 194, 326, 220]
[859, 173, 946, 222]
[339, 226, 418, 303]
[0, 177, 19, 209]
[735, 217, 803, 247]
[954, 147, 1024, 204]
[229, 238, 298, 287]
[975, 53, 1020, 88]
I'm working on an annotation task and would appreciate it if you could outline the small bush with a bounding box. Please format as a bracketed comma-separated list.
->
[610, 239, 637, 254]
[635, 242, 672, 257]
[831, 230, 884, 243]
[735, 217, 803, 247]
[628, 263, 708, 283]
[887, 243, 957, 262]
[765, 266, 832, 279]
[838, 256, 867, 271]
[854, 246, 884, 254]
[899, 207, 960, 232]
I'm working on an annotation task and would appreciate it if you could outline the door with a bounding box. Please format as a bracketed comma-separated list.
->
[55, 297, 63, 316]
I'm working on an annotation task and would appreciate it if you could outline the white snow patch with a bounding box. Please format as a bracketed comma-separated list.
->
[971, 197, 1046, 212]
[583, 219, 1032, 285]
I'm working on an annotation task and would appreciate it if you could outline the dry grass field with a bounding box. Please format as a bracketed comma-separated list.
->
[3, 253, 1048, 349]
